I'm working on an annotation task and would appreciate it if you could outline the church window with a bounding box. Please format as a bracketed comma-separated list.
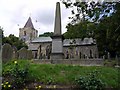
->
[24, 31, 26, 36]
[90, 50, 93, 58]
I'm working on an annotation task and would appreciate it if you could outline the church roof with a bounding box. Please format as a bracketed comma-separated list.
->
[63, 38, 96, 46]
[24, 17, 34, 29]
[31, 37, 52, 43]
[31, 37, 96, 45]
[29, 37, 96, 50]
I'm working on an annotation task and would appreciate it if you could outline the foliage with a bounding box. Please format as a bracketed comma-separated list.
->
[63, 21, 95, 39]
[61, 0, 115, 23]
[1, 81, 12, 90]
[2, 60, 120, 88]
[62, 1, 120, 58]
[94, 2, 120, 57]
[2, 34, 28, 50]
[39, 32, 53, 37]
[3, 60, 30, 89]
[75, 70, 105, 90]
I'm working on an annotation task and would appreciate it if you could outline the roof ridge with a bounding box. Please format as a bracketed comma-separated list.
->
[24, 17, 34, 29]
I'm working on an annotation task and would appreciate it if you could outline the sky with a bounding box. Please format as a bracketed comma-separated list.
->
[0, 0, 71, 37]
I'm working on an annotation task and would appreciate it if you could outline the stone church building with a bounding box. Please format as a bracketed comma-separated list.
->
[19, 17, 99, 59]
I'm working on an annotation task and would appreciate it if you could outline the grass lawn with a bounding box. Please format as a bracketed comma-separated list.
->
[2, 60, 120, 88]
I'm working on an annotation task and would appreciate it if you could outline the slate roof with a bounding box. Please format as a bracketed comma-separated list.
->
[63, 38, 96, 46]
[29, 37, 96, 50]
[24, 17, 34, 29]
[31, 37, 52, 43]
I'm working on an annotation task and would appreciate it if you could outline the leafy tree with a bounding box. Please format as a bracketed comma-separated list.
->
[61, 0, 115, 23]
[39, 32, 53, 37]
[3, 34, 28, 50]
[62, 0, 120, 58]
[63, 21, 96, 39]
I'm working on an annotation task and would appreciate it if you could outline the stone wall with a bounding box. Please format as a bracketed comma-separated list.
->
[33, 59, 103, 66]
[19, 27, 38, 45]
[63, 44, 99, 59]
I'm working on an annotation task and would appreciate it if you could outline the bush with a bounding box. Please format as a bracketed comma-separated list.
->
[3, 60, 29, 89]
[75, 70, 105, 90]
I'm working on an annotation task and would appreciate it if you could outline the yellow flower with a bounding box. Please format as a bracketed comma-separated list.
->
[8, 85, 11, 87]
[35, 86, 38, 89]
[4, 85, 6, 87]
[38, 85, 41, 88]
[53, 85, 56, 88]
[1, 83, 3, 86]
[14, 61, 17, 64]
[5, 82, 8, 84]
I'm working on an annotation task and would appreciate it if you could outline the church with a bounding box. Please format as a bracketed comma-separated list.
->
[19, 17, 99, 59]
[19, 2, 98, 60]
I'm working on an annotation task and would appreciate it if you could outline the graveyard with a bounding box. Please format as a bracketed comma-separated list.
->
[2, 59, 120, 89]
[1, 1, 120, 90]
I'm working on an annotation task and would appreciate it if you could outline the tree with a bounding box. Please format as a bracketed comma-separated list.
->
[61, 0, 115, 23]
[63, 21, 95, 39]
[39, 32, 54, 37]
[3, 34, 28, 50]
[62, 0, 120, 58]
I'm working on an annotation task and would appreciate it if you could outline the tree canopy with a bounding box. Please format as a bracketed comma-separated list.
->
[39, 32, 53, 37]
[2, 31, 28, 50]
[62, 0, 120, 58]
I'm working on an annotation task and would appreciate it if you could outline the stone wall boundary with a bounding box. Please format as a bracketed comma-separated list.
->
[33, 59, 104, 66]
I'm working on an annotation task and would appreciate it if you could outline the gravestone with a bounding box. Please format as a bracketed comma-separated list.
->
[51, 2, 64, 60]
[18, 47, 27, 59]
[2, 44, 13, 63]
[37, 45, 41, 59]
[12, 46, 18, 59]
[27, 50, 33, 60]
[46, 45, 51, 59]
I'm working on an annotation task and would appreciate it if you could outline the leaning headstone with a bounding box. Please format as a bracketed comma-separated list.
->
[107, 52, 110, 60]
[18, 47, 27, 59]
[2, 43, 13, 63]
[12, 46, 18, 59]
[27, 50, 33, 60]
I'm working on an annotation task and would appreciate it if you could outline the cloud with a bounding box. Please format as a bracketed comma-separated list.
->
[0, 0, 71, 37]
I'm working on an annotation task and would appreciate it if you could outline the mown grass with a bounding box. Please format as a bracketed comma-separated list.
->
[2, 60, 120, 88]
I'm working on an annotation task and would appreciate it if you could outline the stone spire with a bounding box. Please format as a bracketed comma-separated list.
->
[24, 17, 34, 29]
[51, 2, 64, 60]
[54, 2, 61, 35]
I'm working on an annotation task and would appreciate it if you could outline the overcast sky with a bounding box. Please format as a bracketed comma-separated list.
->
[0, 0, 71, 37]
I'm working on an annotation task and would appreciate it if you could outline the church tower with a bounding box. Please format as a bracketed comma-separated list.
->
[19, 17, 38, 45]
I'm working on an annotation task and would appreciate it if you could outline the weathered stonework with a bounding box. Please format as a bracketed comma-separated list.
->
[18, 3, 99, 61]
[19, 17, 38, 45]
[51, 2, 64, 60]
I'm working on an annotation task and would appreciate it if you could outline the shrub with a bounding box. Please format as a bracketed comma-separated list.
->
[3, 60, 30, 89]
[1, 81, 12, 90]
[75, 70, 105, 90]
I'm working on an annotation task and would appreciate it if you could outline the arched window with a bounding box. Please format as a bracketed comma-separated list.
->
[90, 50, 93, 58]
[79, 52, 81, 59]
[24, 31, 26, 36]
